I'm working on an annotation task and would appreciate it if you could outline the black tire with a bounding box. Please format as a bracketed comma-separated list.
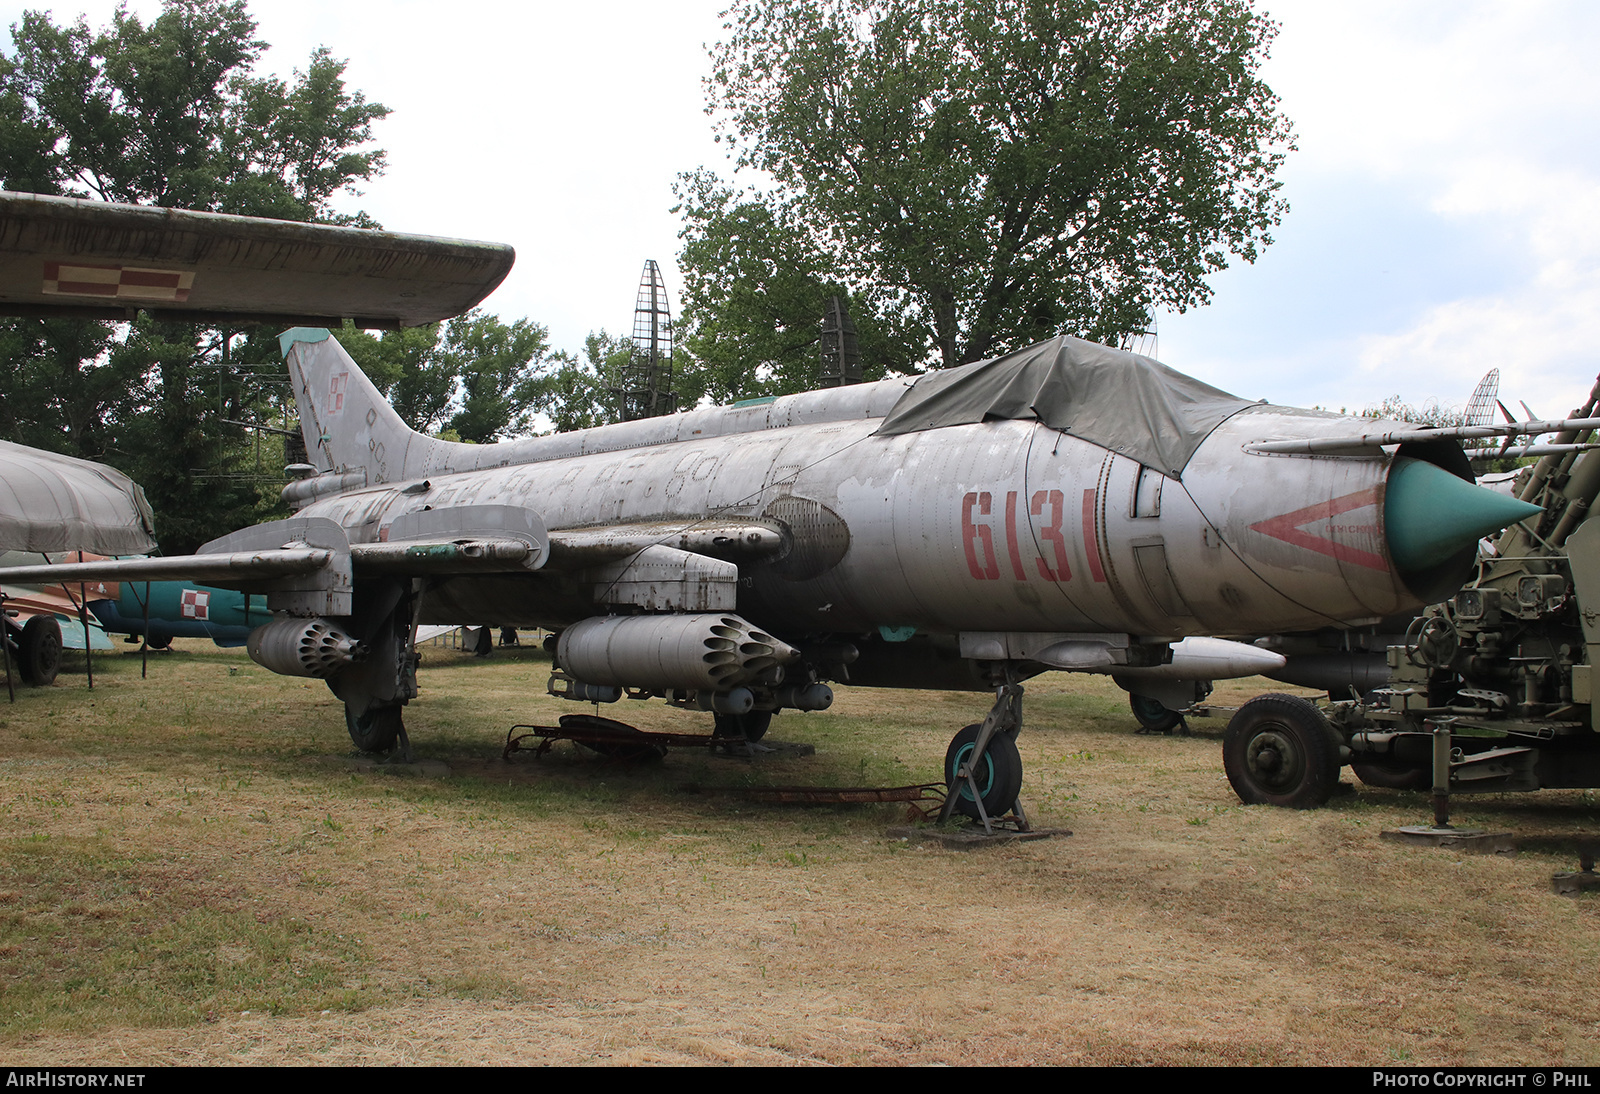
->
[1129, 692, 1183, 734]
[19, 616, 61, 686]
[1222, 694, 1342, 809]
[712, 710, 773, 743]
[346, 704, 403, 753]
[1351, 759, 1430, 791]
[562, 714, 667, 762]
[944, 723, 1024, 821]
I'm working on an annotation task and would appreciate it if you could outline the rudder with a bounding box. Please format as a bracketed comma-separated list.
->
[281, 327, 422, 483]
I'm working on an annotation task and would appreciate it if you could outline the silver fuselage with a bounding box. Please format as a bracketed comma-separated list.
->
[291, 346, 1421, 642]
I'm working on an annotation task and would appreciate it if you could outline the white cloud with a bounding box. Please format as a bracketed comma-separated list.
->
[1160, 1, 1600, 413]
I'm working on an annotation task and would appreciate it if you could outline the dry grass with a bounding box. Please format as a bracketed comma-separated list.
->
[2, 639, 1597, 1066]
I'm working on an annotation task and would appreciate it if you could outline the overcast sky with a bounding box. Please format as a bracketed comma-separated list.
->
[3, 0, 1596, 418]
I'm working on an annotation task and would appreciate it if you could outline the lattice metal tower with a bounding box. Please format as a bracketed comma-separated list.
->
[1118, 317, 1159, 359]
[818, 295, 861, 387]
[1465, 368, 1501, 427]
[614, 260, 678, 420]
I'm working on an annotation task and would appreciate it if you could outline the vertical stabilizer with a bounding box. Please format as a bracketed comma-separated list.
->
[281, 327, 423, 484]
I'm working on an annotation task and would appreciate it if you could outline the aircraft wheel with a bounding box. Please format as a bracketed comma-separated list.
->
[1129, 693, 1183, 734]
[944, 723, 1023, 821]
[18, 616, 62, 686]
[346, 704, 403, 753]
[713, 710, 772, 743]
[1222, 694, 1341, 809]
[1351, 759, 1430, 791]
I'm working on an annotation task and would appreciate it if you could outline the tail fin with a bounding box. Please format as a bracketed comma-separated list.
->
[281, 327, 425, 484]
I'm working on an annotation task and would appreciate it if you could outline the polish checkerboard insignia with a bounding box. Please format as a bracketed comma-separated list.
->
[43, 261, 193, 302]
[180, 589, 210, 620]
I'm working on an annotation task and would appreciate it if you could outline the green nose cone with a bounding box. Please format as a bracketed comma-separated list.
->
[1384, 457, 1543, 573]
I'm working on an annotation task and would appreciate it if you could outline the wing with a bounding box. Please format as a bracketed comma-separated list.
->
[0, 192, 514, 329]
[0, 508, 789, 618]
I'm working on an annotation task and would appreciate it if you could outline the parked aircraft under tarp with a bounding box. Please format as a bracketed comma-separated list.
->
[0, 441, 157, 556]
[0, 190, 514, 690]
[0, 443, 160, 687]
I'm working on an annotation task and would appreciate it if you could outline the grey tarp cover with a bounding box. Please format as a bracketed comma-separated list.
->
[0, 441, 157, 554]
[875, 335, 1253, 477]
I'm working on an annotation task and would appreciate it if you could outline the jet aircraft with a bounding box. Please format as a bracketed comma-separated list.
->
[0, 194, 1555, 825]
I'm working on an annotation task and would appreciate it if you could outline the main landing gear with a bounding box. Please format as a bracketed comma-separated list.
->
[333, 580, 421, 760]
[345, 704, 407, 755]
[17, 615, 62, 686]
[1129, 692, 1186, 735]
[937, 680, 1030, 833]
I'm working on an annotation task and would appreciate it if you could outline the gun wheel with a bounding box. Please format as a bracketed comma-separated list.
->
[1223, 694, 1341, 809]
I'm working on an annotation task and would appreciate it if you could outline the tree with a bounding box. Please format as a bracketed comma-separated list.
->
[6, 2, 387, 218]
[682, 0, 1293, 375]
[435, 310, 555, 444]
[538, 331, 631, 432]
[340, 311, 558, 443]
[339, 322, 454, 432]
[0, 0, 391, 552]
[674, 170, 917, 404]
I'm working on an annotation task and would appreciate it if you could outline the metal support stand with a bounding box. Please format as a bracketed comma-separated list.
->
[1430, 716, 1455, 830]
[1553, 850, 1600, 895]
[1381, 717, 1514, 852]
[75, 574, 92, 691]
[140, 580, 150, 679]
[1, 594, 13, 703]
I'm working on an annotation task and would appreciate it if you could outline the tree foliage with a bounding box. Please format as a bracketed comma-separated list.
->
[680, 0, 1293, 381]
[674, 171, 915, 405]
[341, 311, 562, 444]
[435, 310, 555, 444]
[0, 0, 390, 552]
[3, 2, 386, 217]
[540, 331, 631, 433]
[1362, 395, 1469, 428]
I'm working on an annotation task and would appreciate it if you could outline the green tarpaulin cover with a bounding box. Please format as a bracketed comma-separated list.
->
[876, 336, 1253, 478]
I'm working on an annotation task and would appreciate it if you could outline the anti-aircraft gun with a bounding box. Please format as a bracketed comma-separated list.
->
[1224, 375, 1600, 807]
